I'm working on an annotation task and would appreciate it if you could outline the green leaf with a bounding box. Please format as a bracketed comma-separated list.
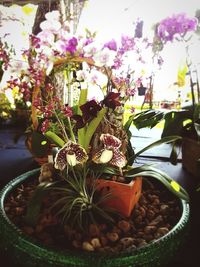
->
[24, 182, 53, 227]
[128, 136, 182, 164]
[31, 131, 50, 157]
[162, 110, 191, 137]
[83, 108, 107, 151]
[133, 109, 165, 129]
[45, 130, 65, 148]
[125, 165, 189, 202]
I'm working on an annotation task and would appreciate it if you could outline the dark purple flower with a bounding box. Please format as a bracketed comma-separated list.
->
[80, 99, 102, 122]
[72, 115, 85, 129]
[104, 39, 117, 51]
[101, 92, 121, 110]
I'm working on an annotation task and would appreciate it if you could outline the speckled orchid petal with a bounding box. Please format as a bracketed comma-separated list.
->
[54, 141, 88, 170]
[100, 134, 122, 149]
[93, 149, 113, 164]
[110, 149, 127, 168]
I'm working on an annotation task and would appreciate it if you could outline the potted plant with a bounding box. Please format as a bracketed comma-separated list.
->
[133, 11, 200, 178]
[0, 11, 190, 267]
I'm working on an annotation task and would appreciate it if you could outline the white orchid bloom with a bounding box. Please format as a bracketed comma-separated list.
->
[93, 47, 116, 67]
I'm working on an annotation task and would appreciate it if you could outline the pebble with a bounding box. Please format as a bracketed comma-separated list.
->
[82, 241, 94, 251]
[118, 220, 131, 232]
[106, 232, 119, 242]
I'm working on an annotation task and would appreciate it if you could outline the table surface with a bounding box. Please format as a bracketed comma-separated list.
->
[0, 125, 200, 267]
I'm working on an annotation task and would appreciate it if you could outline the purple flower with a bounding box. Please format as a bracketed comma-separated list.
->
[101, 92, 121, 110]
[120, 35, 135, 54]
[103, 39, 117, 51]
[80, 99, 102, 122]
[65, 37, 78, 54]
[134, 20, 144, 38]
[156, 13, 198, 43]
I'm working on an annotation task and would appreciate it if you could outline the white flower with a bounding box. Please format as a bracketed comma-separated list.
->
[45, 11, 60, 21]
[40, 20, 61, 34]
[76, 69, 88, 81]
[93, 47, 116, 67]
[83, 42, 101, 58]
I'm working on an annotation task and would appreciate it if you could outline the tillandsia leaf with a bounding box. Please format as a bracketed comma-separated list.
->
[24, 182, 53, 227]
[54, 141, 88, 170]
[125, 165, 189, 202]
[45, 130, 65, 148]
[127, 136, 182, 165]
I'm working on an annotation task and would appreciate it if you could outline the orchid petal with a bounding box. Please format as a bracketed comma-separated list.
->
[100, 134, 122, 149]
[110, 149, 127, 168]
[54, 141, 88, 170]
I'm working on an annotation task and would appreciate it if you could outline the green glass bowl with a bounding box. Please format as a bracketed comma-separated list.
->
[0, 169, 190, 267]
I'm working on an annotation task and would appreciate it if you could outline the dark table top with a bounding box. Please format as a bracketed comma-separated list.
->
[0, 126, 200, 267]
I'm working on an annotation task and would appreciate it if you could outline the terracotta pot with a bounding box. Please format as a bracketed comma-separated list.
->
[182, 137, 200, 178]
[96, 177, 142, 217]
[0, 169, 190, 267]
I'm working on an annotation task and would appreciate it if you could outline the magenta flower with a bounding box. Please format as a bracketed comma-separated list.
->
[93, 134, 126, 168]
[103, 39, 117, 51]
[54, 141, 88, 170]
[65, 37, 78, 54]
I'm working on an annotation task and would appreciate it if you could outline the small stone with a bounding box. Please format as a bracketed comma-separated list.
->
[160, 204, 169, 215]
[144, 225, 156, 234]
[157, 227, 169, 235]
[146, 210, 155, 220]
[100, 236, 108, 246]
[143, 234, 154, 241]
[149, 215, 163, 226]
[138, 207, 146, 218]
[91, 238, 101, 248]
[152, 198, 160, 205]
[134, 215, 143, 225]
[120, 237, 135, 248]
[82, 241, 94, 251]
[118, 220, 131, 233]
[106, 232, 119, 242]
[138, 240, 147, 248]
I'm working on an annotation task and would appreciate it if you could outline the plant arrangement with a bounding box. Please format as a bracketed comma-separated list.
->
[0, 10, 190, 267]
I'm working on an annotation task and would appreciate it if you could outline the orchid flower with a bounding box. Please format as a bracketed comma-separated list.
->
[54, 141, 88, 170]
[93, 134, 127, 168]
